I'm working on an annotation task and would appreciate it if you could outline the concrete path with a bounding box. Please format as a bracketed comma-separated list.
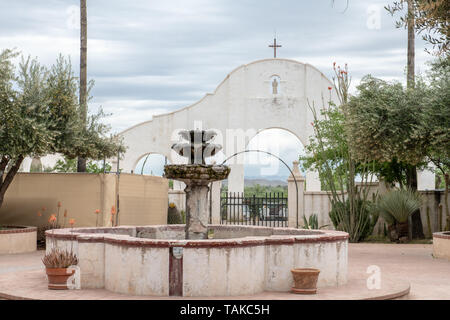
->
[0, 243, 448, 300]
[348, 243, 450, 300]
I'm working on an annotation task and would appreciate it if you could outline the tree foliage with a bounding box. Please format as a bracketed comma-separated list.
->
[301, 63, 379, 242]
[0, 49, 124, 210]
[51, 156, 112, 174]
[345, 75, 428, 165]
[386, 0, 449, 55]
[347, 56, 450, 230]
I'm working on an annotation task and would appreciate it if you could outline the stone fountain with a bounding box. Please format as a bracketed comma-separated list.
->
[163, 129, 230, 240]
[45, 130, 349, 297]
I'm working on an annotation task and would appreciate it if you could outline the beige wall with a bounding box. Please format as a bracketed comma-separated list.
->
[0, 173, 168, 228]
[117, 174, 169, 226]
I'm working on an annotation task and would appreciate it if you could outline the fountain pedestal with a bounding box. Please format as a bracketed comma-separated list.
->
[184, 182, 210, 239]
[164, 164, 230, 239]
[164, 130, 230, 240]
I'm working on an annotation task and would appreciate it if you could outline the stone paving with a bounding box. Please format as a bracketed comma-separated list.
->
[0, 243, 448, 300]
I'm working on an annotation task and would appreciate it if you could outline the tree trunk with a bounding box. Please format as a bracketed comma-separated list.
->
[0, 156, 24, 211]
[406, 165, 425, 239]
[445, 173, 449, 231]
[397, 221, 409, 240]
[404, 1, 425, 239]
[407, 0, 415, 89]
[77, 0, 87, 172]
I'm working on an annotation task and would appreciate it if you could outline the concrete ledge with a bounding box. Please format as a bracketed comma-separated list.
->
[45, 225, 349, 296]
[0, 226, 37, 254]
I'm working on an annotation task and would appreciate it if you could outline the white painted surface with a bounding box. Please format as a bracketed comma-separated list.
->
[104, 241, 170, 296]
[183, 245, 266, 297]
[417, 165, 436, 190]
[48, 226, 348, 296]
[117, 59, 338, 193]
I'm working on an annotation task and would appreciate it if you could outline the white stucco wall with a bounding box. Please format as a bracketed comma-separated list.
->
[118, 59, 340, 193]
[183, 245, 266, 297]
[104, 242, 170, 296]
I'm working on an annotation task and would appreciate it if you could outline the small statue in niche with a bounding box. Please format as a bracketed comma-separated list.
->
[272, 78, 279, 95]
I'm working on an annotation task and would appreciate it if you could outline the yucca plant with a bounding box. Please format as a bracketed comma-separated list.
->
[376, 188, 422, 241]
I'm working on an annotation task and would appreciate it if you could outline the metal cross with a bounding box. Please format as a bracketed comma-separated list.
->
[269, 37, 282, 58]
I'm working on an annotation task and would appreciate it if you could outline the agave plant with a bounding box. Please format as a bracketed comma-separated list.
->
[302, 213, 329, 230]
[377, 188, 422, 224]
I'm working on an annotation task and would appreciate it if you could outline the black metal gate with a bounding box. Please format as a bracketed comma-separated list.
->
[220, 192, 288, 227]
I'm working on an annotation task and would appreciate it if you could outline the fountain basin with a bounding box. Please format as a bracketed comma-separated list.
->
[433, 232, 450, 260]
[0, 225, 37, 254]
[46, 225, 348, 297]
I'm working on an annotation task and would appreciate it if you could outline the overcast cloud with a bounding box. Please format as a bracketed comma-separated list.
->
[0, 0, 432, 178]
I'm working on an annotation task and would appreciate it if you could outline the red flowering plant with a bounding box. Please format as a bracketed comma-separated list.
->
[42, 215, 78, 270]
[94, 209, 100, 227]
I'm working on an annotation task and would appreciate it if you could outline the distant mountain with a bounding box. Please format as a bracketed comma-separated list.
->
[222, 178, 288, 187]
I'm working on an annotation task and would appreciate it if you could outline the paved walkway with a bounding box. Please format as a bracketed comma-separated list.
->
[0, 243, 448, 300]
[348, 243, 450, 300]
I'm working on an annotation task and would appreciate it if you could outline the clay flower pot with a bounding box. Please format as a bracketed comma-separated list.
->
[45, 267, 75, 290]
[291, 268, 320, 294]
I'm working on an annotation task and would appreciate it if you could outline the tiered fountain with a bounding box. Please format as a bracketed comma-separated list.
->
[46, 128, 348, 297]
[163, 129, 230, 240]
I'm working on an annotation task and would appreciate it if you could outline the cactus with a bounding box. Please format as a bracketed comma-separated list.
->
[167, 203, 183, 224]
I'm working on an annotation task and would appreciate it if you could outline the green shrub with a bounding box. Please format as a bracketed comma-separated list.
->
[329, 198, 379, 242]
[302, 213, 329, 230]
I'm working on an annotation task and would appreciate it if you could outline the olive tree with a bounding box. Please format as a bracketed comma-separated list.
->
[0, 49, 122, 210]
[346, 57, 450, 232]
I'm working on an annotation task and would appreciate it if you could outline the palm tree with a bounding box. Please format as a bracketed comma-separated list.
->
[77, 0, 87, 172]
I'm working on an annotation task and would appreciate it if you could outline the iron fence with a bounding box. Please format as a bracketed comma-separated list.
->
[220, 192, 288, 227]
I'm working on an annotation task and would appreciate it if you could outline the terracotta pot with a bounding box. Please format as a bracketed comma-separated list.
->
[45, 268, 75, 290]
[291, 268, 320, 294]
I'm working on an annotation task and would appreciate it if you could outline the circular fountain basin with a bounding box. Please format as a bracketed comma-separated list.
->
[0, 225, 37, 254]
[46, 225, 348, 297]
[433, 232, 450, 260]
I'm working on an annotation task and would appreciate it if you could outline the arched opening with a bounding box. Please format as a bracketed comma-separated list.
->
[219, 128, 305, 227]
[133, 153, 168, 177]
[244, 128, 306, 188]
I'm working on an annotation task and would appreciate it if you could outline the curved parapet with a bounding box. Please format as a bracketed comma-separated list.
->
[117, 58, 338, 176]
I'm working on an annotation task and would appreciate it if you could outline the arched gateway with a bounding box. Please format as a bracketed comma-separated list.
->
[118, 58, 340, 193]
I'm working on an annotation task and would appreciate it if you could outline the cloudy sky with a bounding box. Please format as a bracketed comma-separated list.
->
[1, 0, 432, 178]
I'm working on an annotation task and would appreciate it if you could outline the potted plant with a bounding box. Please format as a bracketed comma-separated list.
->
[42, 247, 78, 290]
[42, 216, 78, 290]
[291, 268, 320, 294]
